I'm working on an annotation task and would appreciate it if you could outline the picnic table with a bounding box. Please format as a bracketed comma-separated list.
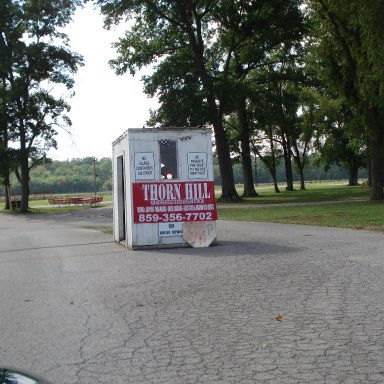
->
[11, 200, 21, 209]
[48, 196, 103, 207]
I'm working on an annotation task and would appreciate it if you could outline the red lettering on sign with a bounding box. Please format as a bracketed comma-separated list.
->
[132, 181, 217, 223]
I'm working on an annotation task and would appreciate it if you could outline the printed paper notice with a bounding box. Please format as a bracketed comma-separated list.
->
[188, 153, 207, 179]
[135, 153, 154, 180]
[159, 222, 183, 237]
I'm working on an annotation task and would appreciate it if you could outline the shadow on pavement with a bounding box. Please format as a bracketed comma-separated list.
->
[150, 240, 301, 258]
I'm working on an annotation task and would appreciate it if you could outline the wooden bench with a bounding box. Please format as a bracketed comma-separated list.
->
[48, 196, 104, 207]
[48, 197, 69, 206]
[11, 200, 21, 209]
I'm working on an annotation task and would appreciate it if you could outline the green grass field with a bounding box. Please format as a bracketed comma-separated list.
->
[218, 182, 370, 204]
[2, 182, 383, 231]
[216, 183, 384, 231]
[217, 201, 384, 231]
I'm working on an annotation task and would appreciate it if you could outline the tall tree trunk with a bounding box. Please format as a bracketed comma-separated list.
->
[294, 155, 306, 190]
[0, 78, 10, 210]
[268, 129, 280, 193]
[282, 133, 294, 191]
[206, 92, 238, 200]
[237, 96, 258, 197]
[213, 119, 239, 201]
[292, 140, 306, 190]
[364, 106, 384, 199]
[365, 142, 372, 187]
[20, 154, 30, 212]
[184, 16, 239, 201]
[347, 155, 359, 186]
[368, 132, 384, 199]
[1, 135, 11, 210]
[3, 173, 11, 210]
[297, 167, 306, 190]
[294, 152, 305, 191]
[271, 168, 280, 193]
[254, 154, 257, 186]
[19, 129, 29, 212]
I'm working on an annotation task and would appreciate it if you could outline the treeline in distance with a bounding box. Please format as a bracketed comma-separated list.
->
[0, 155, 367, 197]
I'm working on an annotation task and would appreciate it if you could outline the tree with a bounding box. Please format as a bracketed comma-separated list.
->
[98, 0, 307, 200]
[144, 53, 208, 128]
[0, 0, 20, 209]
[287, 87, 320, 190]
[227, 3, 307, 196]
[0, 0, 83, 212]
[0, 80, 10, 207]
[97, 0, 239, 200]
[310, 0, 384, 199]
[258, 72, 301, 192]
[315, 99, 366, 186]
[251, 124, 282, 193]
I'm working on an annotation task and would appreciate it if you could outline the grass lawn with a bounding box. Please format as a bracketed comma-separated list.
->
[216, 183, 384, 231]
[2, 183, 383, 231]
[217, 195, 384, 232]
[1, 196, 110, 213]
[217, 182, 371, 204]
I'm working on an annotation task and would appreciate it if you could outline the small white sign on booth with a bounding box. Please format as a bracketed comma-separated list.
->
[159, 222, 183, 237]
[134, 152, 155, 180]
[188, 152, 207, 179]
[112, 127, 217, 250]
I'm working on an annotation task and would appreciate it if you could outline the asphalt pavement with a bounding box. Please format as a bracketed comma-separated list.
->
[1, 207, 384, 384]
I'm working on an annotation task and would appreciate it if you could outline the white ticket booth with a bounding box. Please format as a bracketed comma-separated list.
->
[112, 127, 217, 249]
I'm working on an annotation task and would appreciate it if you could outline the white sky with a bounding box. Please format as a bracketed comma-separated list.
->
[48, 4, 158, 161]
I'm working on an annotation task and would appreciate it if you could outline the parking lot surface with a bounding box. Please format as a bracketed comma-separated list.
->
[1, 207, 384, 383]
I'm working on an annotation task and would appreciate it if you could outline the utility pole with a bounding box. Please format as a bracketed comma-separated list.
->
[93, 158, 97, 195]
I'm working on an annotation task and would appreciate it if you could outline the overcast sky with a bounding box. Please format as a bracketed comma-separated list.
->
[48, 4, 158, 161]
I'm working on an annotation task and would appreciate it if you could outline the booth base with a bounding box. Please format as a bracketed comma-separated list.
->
[118, 239, 218, 251]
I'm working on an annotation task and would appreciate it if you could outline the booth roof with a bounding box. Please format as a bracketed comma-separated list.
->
[112, 127, 211, 145]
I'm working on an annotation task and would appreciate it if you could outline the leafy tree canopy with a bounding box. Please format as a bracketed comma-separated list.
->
[0, 0, 83, 211]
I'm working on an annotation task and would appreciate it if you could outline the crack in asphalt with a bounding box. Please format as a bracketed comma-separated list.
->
[0, 241, 115, 254]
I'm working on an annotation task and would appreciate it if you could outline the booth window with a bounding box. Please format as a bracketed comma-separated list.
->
[160, 140, 178, 179]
